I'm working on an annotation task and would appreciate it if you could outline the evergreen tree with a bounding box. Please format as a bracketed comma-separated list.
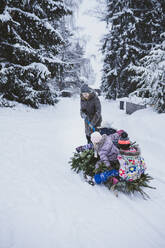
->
[62, 40, 85, 89]
[101, 0, 165, 99]
[0, 0, 71, 108]
[58, 0, 95, 92]
[69, 149, 156, 199]
[53, 0, 92, 92]
[129, 33, 165, 113]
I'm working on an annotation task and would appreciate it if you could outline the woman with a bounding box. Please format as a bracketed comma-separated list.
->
[80, 83, 102, 143]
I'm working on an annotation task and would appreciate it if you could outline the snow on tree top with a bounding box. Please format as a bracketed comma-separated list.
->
[0, 10, 12, 22]
[40, 56, 66, 64]
[7, 7, 40, 21]
[25, 63, 51, 78]
[43, 22, 63, 41]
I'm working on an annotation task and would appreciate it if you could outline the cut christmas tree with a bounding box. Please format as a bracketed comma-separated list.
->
[69, 149, 156, 199]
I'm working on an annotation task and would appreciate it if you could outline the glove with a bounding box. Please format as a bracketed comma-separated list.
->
[89, 123, 95, 132]
[88, 123, 94, 129]
[81, 113, 87, 120]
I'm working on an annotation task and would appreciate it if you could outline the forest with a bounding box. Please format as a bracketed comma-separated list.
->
[0, 0, 164, 113]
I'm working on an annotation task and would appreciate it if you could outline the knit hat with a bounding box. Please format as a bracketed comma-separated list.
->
[118, 132, 130, 150]
[81, 83, 91, 93]
[101, 121, 112, 129]
[98, 121, 116, 135]
[91, 131, 102, 144]
[117, 129, 125, 136]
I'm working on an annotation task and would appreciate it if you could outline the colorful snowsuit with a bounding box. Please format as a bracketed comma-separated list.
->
[118, 145, 146, 181]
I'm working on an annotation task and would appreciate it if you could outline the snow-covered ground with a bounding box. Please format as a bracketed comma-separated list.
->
[0, 97, 165, 248]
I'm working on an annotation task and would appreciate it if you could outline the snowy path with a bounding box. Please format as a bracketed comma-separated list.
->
[0, 97, 165, 248]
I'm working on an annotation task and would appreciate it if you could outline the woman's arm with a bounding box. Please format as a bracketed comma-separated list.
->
[91, 96, 101, 126]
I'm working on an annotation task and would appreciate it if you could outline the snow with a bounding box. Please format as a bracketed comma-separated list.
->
[0, 97, 165, 248]
[118, 95, 150, 105]
[13, 43, 34, 52]
[43, 22, 63, 41]
[25, 63, 51, 78]
[6, 7, 63, 41]
[7, 7, 41, 21]
[41, 56, 66, 65]
[0, 11, 12, 23]
[0, 62, 51, 80]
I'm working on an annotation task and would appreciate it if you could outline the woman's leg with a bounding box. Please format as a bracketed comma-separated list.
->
[86, 135, 91, 144]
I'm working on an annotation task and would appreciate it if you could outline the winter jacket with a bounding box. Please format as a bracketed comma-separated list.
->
[109, 132, 120, 147]
[118, 145, 147, 181]
[99, 127, 117, 135]
[80, 91, 102, 136]
[94, 134, 119, 169]
[98, 129, 120, 147]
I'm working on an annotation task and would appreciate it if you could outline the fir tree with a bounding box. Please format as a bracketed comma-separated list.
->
[0, 0, 71, 108]
[62, 40, 85, 89]
[69, 149, 156, 199]
[129, 34, 165, 113]
[101, 0, 165, 99]
[54, 0, 92, 92]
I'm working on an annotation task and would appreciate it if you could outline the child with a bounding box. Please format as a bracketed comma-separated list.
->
[91, 131, 119, 170]
[98, 121, 117, 135]
[98, 121, 127, 148]
[117, 134, 146, 181]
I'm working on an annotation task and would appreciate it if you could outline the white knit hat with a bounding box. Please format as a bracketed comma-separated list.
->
[101, 121, 113, 128]
[91, 131, 102, 144]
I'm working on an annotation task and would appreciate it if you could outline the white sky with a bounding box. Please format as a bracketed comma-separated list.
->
[76, 0, 107, 87]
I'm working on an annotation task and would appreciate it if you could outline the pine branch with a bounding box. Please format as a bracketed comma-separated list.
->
[69, 150, 156, 199]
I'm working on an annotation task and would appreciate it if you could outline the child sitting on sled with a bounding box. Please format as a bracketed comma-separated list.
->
[117, 134, 147, 181]
[91, 131, 120, 184]
[76, 122, 126, 153]
[97, 121, 126, 147]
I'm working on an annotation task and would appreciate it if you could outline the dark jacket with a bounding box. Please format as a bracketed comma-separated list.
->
[80, 91, 102, 136]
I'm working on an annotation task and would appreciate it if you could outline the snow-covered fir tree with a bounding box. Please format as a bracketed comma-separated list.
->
[129, 33, 165, 113]
[64, 0, 82, 30]
[101, 0, 165, 99]
[56, 1, 86, 90]
[0, 0, 71, 108]
[58, 33, 86, 90]
[63, 0, 96, 90]
[58, 0, 96, 92]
